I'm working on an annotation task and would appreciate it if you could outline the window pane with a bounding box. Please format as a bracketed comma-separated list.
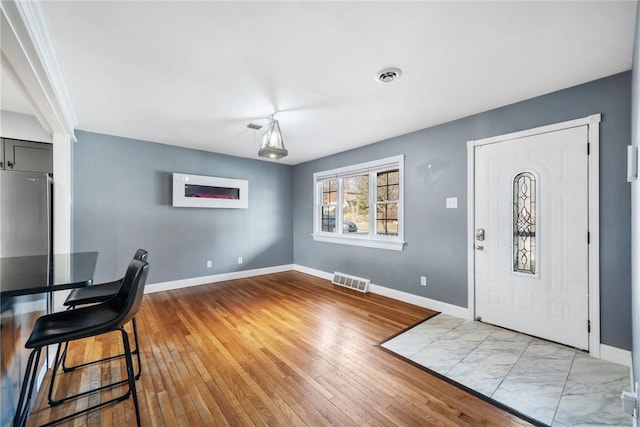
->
[387, 170, 399, 185]
[322, 179, 337, 205]
[329, 191, 337, 204]
[322, 179, 338, 205]
[342, 175, 369, 234]
[323, 180, 337, 192]
[513, 172, 536, 274]
[376, 202, 398, 236]
[321, 205, 336, 232]
[388, 184, 399, 201]
[376, 170, 399, 203]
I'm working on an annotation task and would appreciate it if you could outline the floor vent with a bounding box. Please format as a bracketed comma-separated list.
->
[332, 272, 370, 293]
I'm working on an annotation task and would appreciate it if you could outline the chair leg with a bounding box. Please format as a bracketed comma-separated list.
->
[13, 348, 41, 427]
[48, 333, 130, 406]
[47, 341, 68, 405]
[121, 327, 141, 426]
[58, 317, 141, 378]
[48, 317, 143, 405]
[59, 305, 74, 372]
[40, 327, 138, 427]
[131, 316, 142, 379]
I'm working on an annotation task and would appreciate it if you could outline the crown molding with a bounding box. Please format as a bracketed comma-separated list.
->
[1, 0, 77, 139]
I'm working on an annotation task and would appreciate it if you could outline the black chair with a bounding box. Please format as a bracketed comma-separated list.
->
[13, 259, 149, 427]
[52, 249, 148, 393]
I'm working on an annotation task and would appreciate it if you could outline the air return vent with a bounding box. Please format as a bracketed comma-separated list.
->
[332, 272, 370, 293]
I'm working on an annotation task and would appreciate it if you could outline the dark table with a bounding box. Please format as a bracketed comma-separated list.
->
[0, 252, 98, 298]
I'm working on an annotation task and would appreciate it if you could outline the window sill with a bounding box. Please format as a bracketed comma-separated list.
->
[311, 233, 406, 251]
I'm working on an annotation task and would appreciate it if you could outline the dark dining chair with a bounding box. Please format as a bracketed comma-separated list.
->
[13, 259, 149, 427]
[51, 248, 148, 394]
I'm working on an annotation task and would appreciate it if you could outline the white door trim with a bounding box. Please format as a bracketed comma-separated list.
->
[467, 114, 601, 356]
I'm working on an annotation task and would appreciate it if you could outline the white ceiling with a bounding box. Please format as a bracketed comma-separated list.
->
[6, 1, 638, 165]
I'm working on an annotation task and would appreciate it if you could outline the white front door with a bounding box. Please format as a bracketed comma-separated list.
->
[474, 125, 589, 349]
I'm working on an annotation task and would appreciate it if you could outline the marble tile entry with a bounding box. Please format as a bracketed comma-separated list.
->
[381, 314, 632, 426]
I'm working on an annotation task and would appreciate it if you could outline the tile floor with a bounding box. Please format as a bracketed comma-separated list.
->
[381, 313, 632, 426]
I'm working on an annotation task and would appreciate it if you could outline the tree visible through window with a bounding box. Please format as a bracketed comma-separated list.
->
[342, 175, 369, 234]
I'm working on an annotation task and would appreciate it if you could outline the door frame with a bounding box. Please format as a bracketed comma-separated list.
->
[466, 114, 601, 356]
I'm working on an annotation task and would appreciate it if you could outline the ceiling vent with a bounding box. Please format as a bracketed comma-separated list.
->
[376, 67, 402, 83]
[332, 272, 370, 293]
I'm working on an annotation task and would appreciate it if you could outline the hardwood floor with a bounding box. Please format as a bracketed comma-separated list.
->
[27, 271, 531, 426]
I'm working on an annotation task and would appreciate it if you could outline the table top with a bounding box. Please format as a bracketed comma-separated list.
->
[0, 252, 98, 297]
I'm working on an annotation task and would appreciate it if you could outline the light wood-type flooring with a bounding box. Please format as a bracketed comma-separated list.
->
[26, 271, 531, 426]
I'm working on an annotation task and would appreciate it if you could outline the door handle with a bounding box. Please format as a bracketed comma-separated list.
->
[7, 161, 13, 169]
[475, 245, 484, 250]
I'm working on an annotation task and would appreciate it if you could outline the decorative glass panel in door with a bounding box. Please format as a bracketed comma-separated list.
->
[513, 172, 536, 275]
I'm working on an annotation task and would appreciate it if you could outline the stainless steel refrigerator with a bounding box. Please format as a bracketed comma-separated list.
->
[0, 170, 51, 257]
[0, 170, 51, 427]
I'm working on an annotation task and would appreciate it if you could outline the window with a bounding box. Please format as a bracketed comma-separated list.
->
[376, 170, 399, 235]
[312, 155, 405, 251]
[513, 172, 537, 274]
[321, 180, 337, 232]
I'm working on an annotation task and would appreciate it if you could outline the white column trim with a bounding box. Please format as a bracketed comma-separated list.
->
[587, 115, 602, 357]
[1, 0, 77, 271]
[0, 1, 77, 137]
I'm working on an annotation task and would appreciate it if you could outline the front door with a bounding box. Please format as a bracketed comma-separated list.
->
[474, 125, 589, 349]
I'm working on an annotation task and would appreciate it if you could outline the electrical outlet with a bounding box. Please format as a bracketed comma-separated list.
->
[206, 260, 212, 268]
[238, 257, 243, 265]
[420, 276, 427, 286]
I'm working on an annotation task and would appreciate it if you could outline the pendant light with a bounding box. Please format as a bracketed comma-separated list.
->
[258, 115, 288, 159]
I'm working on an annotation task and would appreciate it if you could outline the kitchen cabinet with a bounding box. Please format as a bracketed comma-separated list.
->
[0, 139, 52, 174]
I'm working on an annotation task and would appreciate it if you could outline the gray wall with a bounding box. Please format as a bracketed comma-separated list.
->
[73, 130, 293, 285]
[293, 72, 632, 350]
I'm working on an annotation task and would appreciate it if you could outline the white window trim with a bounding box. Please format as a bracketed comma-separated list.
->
[312, 155, 405, 251]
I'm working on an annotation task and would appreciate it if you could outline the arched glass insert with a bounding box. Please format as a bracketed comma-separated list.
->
[513, 172, 536, 274]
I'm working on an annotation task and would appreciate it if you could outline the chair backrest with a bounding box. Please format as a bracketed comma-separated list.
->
[133, 248, 148, 262]
[109, 259, 149, 328]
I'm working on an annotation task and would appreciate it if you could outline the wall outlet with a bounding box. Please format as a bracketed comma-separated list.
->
[420, 276, 427, 286]
[237, 257, 243, 265]
[206, 260, 212, 268]
[446, 197, 458, 209]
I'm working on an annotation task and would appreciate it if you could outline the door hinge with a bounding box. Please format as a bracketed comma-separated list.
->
[588, 231, 590, 244]
[588, 320, 591, 333]
[587, 143, 591, 155]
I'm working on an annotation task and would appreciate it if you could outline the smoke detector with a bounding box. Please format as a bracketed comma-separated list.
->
[376, 67, 402, 83]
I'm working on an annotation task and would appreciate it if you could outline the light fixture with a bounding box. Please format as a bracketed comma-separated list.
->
[257, 115, 288, 159]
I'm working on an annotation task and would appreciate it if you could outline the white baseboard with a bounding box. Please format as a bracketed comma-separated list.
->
[292, 264, 469, 318]
[145, 264, 294, 294]
[293, 264, 334, 281]
[600, 343, 633, 368]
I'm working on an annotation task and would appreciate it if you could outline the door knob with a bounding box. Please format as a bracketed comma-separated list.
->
[475, 228, 485, 241]
[475, 245, 484, 250]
